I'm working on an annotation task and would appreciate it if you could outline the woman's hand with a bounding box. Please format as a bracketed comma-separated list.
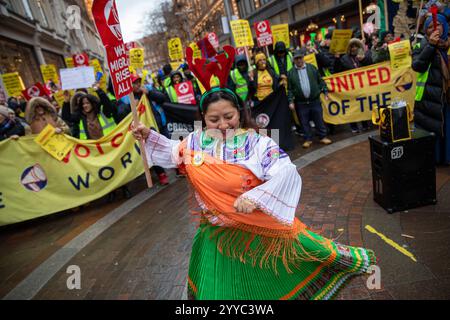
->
[10, 135, 20, 140]
[131, 121, 150, 141]
[429, 30, 440, 46]
[234, 197, 256, 214]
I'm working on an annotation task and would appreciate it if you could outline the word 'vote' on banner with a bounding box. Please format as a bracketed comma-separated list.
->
[0, 95, 158, 226]
[320, 62, 416, 125]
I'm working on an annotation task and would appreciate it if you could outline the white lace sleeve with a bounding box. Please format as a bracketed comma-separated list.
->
[144, 130, 181, 169]
[240, 136, 301, 225]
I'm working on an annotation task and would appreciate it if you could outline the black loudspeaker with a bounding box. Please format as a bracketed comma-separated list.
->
[369, 129, 437, 214]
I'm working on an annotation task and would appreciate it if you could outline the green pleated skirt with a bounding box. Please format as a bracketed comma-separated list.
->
[187, 223, 376, 300]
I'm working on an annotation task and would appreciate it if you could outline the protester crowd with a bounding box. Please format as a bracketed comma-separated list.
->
[1, 5, 450, 200]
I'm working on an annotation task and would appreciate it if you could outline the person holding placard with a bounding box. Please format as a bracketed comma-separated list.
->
[413, 14, 450, 165]
[268, 41, 293, 78]
[228, 55, 256, 104]
[25, 97, 70, 135]
[252, 53, 280, 104]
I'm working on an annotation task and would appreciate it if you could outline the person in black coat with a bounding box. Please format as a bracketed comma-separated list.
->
[0, 105, 24, 141]
[412, 14, 450, 164]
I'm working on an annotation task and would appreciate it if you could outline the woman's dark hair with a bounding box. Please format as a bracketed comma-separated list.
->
[78, 94, 101, 115]
[198, 90, 257, 130]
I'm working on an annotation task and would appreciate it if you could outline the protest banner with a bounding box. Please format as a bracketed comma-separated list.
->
[21, 83, 50, 100]
[1, 72, 25, 97]
[320, 62, 416, 125]
[60, 66, 96, 90]
[125, 41, 137, 51]
[34, 124, 75, 161]
[65, 57, 75, 68]
[207, 32, 219, 50]
[388, 40, 412, 70]
[230, 19, 254, 47]
[52, 90, 66, 108]
[130, 48, 145, 69]
[0, 94, 159, 226]
[92, 0, 151, 187]
[271, 24, 290, 47]
[304, 53, 318, 68]
[174, 81, 196, 105]
[73, 53, 90, 67]
[40, 64, 60, 84]
[168, 38, 183, 61]
[254, 20, 273, 47]
[89, 59, 107, 91]
[329, 29, 353, 54]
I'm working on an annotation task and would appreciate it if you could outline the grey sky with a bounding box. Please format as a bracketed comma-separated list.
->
[116, 0, 162, 42]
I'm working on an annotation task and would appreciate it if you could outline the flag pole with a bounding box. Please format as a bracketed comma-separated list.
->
[129, 92, 153, 188]
[412, 0, 425, 46]
[358, 0, 366, 41]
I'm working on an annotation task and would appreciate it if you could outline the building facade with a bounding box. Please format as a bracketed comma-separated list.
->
[0, 0, 104, 88]
[140, 33, 169, 73]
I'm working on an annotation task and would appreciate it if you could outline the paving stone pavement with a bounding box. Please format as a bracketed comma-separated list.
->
[1, 129, 449, 300]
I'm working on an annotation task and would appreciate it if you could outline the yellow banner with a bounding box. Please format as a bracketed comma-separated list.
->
[329, 29, 353, 55]
[304, 53, 318, 68]
[320, 62, 416, 124]
[130, 48, 145, 69]
[230, 20, 254, 48]
[168, 38, 183, 61]
[40, 64, 59, 84]
[89, 59, 107, 92]
[388, 40, 412, 70]
[271, 24, 290, 48]
[0, 95, 159, 226]
[1, 72, 25, 98]
[65, 57, 75, 68]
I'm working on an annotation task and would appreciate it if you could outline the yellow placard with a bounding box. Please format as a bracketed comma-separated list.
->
[320, 62, 416, 125]
[89, 59, 107, 92]
[130, 48, 145, 69]
[388, 40, 412, 70]
[189, 42, 202, 60]
[52, 90, 66, 108]
[34, 124, 75, 161]
[168, 38, 183, 61]
[141, 69, 149, 85]
[271, 24, 290, 48]
[170, 61, 182, 71]
[0, 94, 159, 226]
[40, 64, 59, 84]
[1, 72, 25, 97]
[230, 20, 254, 48]
[329, 29, 353, 55]
[65, 57, 74, 68]
[304, 53, 318, 68]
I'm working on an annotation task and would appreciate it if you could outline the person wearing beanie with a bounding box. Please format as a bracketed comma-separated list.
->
[268, 41, 294, 77]
[252, 52, 280, 103]
[371, 30, 394, 63]
[413, 13, 450, 164]
[228, 54, 256, 103]
[0, 105, 25, 141]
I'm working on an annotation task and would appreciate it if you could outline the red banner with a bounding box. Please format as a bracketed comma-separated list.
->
[92, 0, 131, 99]
[72, 53, 90, 67]
[21, 83, 50, 101]
[92, 0, 123, 47]
[125, 41, 137, 51]
[175, 81, 196, 105]
[105, 44, 132, 99]
[254, 20, 273, 47]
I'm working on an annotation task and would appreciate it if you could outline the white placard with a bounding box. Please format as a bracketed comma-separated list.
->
[60, 67, 95, 90]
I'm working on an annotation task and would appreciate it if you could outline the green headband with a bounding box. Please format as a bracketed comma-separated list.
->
[199, 87, 240, 113]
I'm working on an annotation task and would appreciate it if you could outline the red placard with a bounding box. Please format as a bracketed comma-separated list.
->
[72, 53, 90, 67]
[105, 44, 132, 99]
[21, 83, 50, 101]
[125, 41, 137, 51]
[175, 81, 196, 105]
[236, 47, 246, 56]
[92, 0, 123, 47]
[207, 32, 219, 49]
[254, 20, 273, 47]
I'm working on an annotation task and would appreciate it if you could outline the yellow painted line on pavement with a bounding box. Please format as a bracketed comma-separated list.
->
[365, 225, 417, 262]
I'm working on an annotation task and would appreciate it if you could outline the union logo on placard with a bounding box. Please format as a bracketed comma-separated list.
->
[178, 83, 189, 94]
[74, 54, 85, 65]
[20, 164, 48, 192]
[255, 113, 270, 128]
[104, 0, 123, 41]
[257, 21, 267, 33]
[27, 86, 40, 97]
